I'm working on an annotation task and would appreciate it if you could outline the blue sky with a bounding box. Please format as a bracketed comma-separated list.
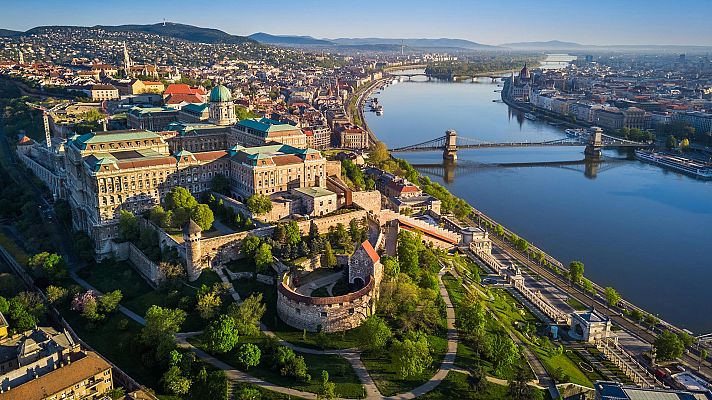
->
[2, 0, 712, 46]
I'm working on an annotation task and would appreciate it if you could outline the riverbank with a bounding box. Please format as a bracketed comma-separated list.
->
[366, 72, 712, 357]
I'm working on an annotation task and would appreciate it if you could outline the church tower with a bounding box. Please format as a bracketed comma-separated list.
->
[18, 48, 24, 65]
[123, 42, 132, 77]
[208, 84, 236, 126]
[183, 219, 203, 282]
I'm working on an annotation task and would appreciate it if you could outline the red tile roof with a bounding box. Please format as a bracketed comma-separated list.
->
[272, 155, 303, 166]
[193, 150, 228, 161]
[361, 240, 380, 263]
[165, 93, 204, 105]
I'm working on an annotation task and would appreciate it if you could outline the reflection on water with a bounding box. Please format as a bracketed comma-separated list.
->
[365, 75, 712, 333]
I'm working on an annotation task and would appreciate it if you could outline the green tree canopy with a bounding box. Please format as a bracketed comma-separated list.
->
[246, 194, 272, 215]
[654, 330, 685, 361]
[391, 332, 432, 379]
[191, 203, 215, 231]
[357, 316, 392, 351]
[604, 287, 621, 308]
[227, 293, 266, 337]
[237, 343, 261, 370]
[165, 187, 198, 211]
[254, 243, 273, 273]
[568, 261, 585, 285]
[205, 314, 239, 354]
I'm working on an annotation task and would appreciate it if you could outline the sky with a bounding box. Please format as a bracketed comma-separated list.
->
[2, 0, 712, 46]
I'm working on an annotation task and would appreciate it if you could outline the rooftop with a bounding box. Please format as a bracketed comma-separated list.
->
[71, 129, 161, 149]
[237, 117, 301, 136]
[0, 352, 111, 400]
[595, 381, 712, 400]
[293, 187, 335, 198]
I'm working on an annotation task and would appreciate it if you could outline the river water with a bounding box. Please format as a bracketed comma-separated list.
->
[364, 72, 712, 334]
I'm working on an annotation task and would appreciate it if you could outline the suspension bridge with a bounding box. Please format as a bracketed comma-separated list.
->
[388, 128, 653, 161]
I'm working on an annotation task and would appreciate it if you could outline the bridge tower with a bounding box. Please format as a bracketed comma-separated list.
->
[443, 129, 458, 161]
[585, 127, 603, 159]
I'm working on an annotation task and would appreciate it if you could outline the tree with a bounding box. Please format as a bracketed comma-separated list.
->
[459, 294, 486, 335]
[197, 285, 223, 320]
[165, 187, 198, 211]
[381, 256, 400, 277]
[391, 332, 432, 379]
[28, 252, 67, 282]
[680, 138, 690, 152]
[237, 343, 261, 370]
[508, 363, 541, 400]
[284, 221, 301, 245]
[397, 231, 421, 277]
[654, 330, 685, 361]
[254, 243, 273, 273]
[368, 141, 390, 165]
[568, 261, 584, 285]
[98, 290, 123, 314]
[205, 314, 239, 354]
[357, 316, 392, 351]
[630, 309, 644, 324]
[604, 287, 621, 308]
[46, 285, 68, 305]
[162, 365, 192, 396]
[491, 335, 519, 374]
[227, 293, 266, 337]
[666, 135, 678, 150]
[141, 306, 187, 361]
[241, 235, 262, 259]
[349, 218, 362, 243]
[466, 362, 487, 393]
[246, 194, 272, 215]
[319, 370, 337, 400]
[678, 331, 695, 348]
[118, 210, 139, 241]
[190, 369, 229, 400]
[700, 349, 708, 371]
[191, 204, 215, 231]
[322, 241, 337, 268]
[644, 314, 660, 331]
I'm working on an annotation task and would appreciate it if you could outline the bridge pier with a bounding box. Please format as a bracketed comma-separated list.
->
[443, 129, 458, 162]
[584, 127, 604, 160]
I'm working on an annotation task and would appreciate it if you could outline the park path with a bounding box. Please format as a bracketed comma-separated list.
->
[69, 271, 147, 325]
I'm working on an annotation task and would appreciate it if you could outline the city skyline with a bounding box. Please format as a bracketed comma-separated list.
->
[2, 0, 712, 46]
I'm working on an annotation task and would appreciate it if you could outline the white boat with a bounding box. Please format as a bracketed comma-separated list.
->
[376, 110, 383, 116]
[635, 150, 712, 179]
[524, 113, 537, 121]
[565, 128, 586, 137]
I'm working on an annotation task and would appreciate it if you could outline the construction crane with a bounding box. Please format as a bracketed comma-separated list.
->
[25, 102, 63, 148]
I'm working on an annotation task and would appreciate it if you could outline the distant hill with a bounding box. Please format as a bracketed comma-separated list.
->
[501, 40, 584, 50]
[21, 23, 254, 45]
[330, 37, 497, 50]
[248, 32, 333, 46]
[0, 29, 22, 38]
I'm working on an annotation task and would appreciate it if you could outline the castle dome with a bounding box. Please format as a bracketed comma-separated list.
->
[209, 84, 232, 102]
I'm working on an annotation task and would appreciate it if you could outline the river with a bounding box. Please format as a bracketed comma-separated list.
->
[364, 71, 712, 334]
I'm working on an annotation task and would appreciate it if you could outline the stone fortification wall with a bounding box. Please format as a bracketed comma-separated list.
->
[295, 210, 368, 236]
[277, 274, 376, 333]
[112, 242, 165, 287]
[351, 190, 382, 214]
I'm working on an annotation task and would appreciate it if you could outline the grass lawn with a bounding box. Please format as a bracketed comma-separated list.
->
[566, 297, 588, 311]
[564, 348, 605, 384]
[233, 383, 308, 399]
[361, 334, 448, 397]
[226, 258, 255, 274]
[532, 347, 593, 388]
[191, 335, 364, 398]
[418, 371, 552, 400]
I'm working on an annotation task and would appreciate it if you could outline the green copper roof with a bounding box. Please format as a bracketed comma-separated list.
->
[128, 106, 176, 116]
[236, 118, 300, 136]
[73, 130, 160, 150]
[209, 85, 232, 102]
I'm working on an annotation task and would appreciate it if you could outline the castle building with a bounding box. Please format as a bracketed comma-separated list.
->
[164, 121, 232, 153]
[232, 118, 307, 148]
[64, 129, 229, 253]
[229, 143, 326, 200]
[208, 85, 236, 126]
[127, 106, 179, 131]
